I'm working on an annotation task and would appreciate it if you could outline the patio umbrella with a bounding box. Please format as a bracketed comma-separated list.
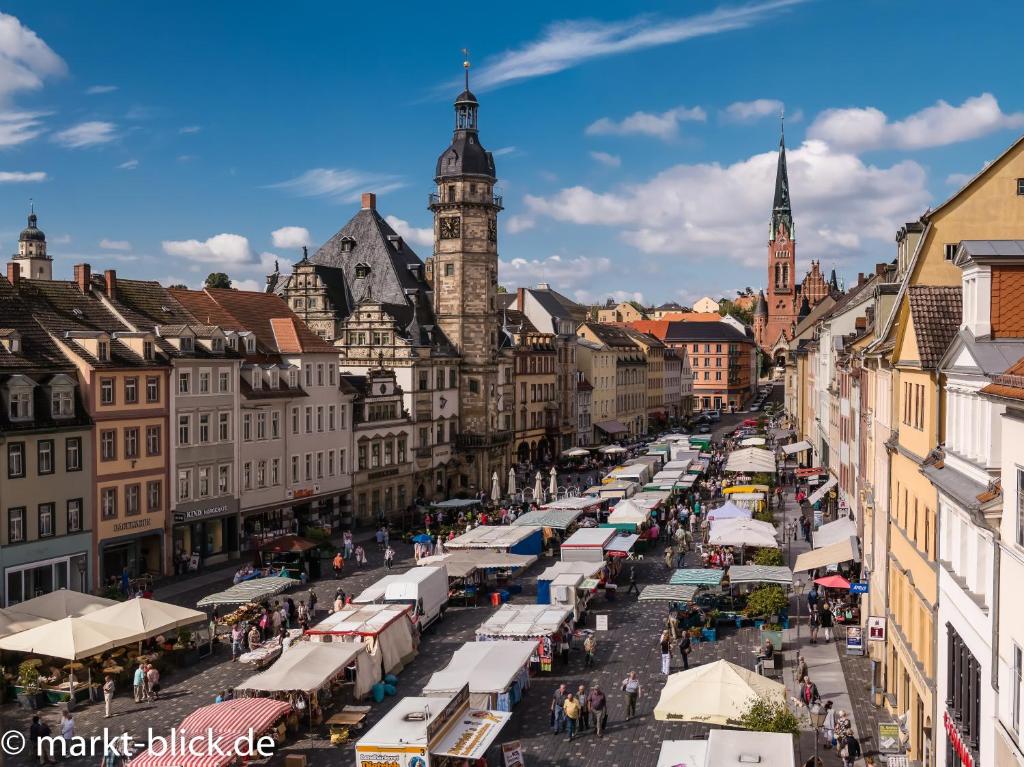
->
[814, 574, 851, 590]
[601, 445, 626, 455]
[0, 616, 126, 660]
[653, 659, 787, 726]
[508, 467, 517, 497]
[491, 471, 501, 500]
[86, 598, 205, 644]
[534, 471, 544, 501]
[562, 447, 589, 457]
[549, 466, 558, 497]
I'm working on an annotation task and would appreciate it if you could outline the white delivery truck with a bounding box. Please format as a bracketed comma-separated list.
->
[369, 565, 449, 631]
[352, 574, 403, 605]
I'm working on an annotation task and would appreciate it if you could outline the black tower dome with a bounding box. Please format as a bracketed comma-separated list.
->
[435, 60, 495, 180]
[20, 211, 45, 243]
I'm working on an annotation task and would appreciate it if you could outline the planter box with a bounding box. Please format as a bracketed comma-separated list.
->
[759, 627, 783, 649]
[701, 628, 717, 642]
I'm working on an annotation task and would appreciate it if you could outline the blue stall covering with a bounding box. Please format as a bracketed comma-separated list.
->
[535, 561, 605, 605]
[510, 528, 543, 556]
[536, 579, 551, 605]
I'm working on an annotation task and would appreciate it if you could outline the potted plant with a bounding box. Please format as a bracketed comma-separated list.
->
[745, 585, 788, 649]
[174, 627, 200, 665]
[15, 661, 45, 710]
[701, 609, 720, 642]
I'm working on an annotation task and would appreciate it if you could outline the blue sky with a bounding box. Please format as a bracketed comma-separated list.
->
[2, 1, 1024, 305]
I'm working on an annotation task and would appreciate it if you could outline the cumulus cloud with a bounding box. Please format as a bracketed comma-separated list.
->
[384, 216, 433, 248]
[808, 93, 1024, 152]
[179, 125, 201, 134]
[458, 1, 806, 91]
[0, 170, 46, 182]
[0, 13, 66, 103]
[99, 238, 131, 251]
[85, 84, 117, 95]
[722, 98, 785, 122]
[574, 288, 646, 305]
[505, 215, 536, 234]
[499, 254, 612, 291]
[523, 139, 929, 267]
[117, 159, 138, 170]
[590, 151, 621, 168]
[586, 106, 706, 140]
[52, 120, 117, 148]
[162, 233, 255, 265]
[270, 226, 312, 249]
[268, 168, 405, 202]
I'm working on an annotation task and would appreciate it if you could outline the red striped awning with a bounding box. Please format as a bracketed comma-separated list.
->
[129, 751, 231, 767]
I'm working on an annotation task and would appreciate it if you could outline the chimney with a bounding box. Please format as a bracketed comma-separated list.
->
[7, 262, 20, 287]
[875, 262, 886, 277]
[857, 272, 865, 286]
[516, 287, 525, 310]
[104, 269, 117, 301]
[855, 316, 867, 330]
[361, 192, 376, 211]
[74, 263, 91, 293]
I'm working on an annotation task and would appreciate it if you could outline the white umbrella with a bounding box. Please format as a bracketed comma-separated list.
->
[0, 616, 126, 660]
[601, 445, 627, 455]
[12, 589, 117, 620]
[508, 467, 517, 497]
[491, 472, 501, 500]
[88, 597, 205, 644]
[549, 466, 558, 497]
[533, 471, 544, 502]
[653, 659, 787, 726]
[562, 447, 590, 457]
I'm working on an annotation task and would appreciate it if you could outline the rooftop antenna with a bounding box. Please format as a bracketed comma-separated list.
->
[462, 48, 470, 91]
[29, 197, 34, 214]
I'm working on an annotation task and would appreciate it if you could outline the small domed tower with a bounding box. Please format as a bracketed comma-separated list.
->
[12, 205, 52, 280]
[753, 289, 768, 347]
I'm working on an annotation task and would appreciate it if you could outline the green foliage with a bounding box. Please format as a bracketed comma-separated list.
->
[17, 660, 41, 692]
[752, 547, 784, 566]
[744, 585, 788, 619]
[753, 508, 776, 524]
[205, 272, 232, 289]
[738, 698, 800, 734]
[719, 298, 754, 326]
[168, 283, 188, 290]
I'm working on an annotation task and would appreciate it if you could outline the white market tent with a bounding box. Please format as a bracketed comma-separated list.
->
[307, 604, 417, 675]
[724, 447, 777, 474]
[476, 603, 572, 640]
[607, 498, 650, 525]
[781, 440, 813, 456]
[807, 475, 838, 506]
[561, 527, 617, 561]
[0, 608, 51, 639]
[197, 576, 297, 607]
[10, 589, 117, 620]
[794, 536, 861, 572]
[639, 585, 698, 603]
[657, 740, 707, 767]
[537, 560, 605, 583]
[423, 641, 535, 709]
[605, 534, 639, 557]
[236, 640, 380, 700]
[813, 517, 858, 549]
[541, 496, 603, 512]
[88, 598, 205, 643]
[417, 550, 537, 579]
[727, 565, 793, 586]
[653, 659, 787, 726]
[632, 490, 672, 508]
[512, 509, 583, 529]
[739, 437, 767, 447]
[658, 732, 795, 767]
[704, 501, 751, 522]
[707, 518, 779, 548]
[584, 480, 638, 499]
[444, 525, 538, 551]
[0, 616, 127, 660]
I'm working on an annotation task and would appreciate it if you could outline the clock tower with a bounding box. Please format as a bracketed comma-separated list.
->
[429, 57, 512, 492]
[758, 124, 799, 350]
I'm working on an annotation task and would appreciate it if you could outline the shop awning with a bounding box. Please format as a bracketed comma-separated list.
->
[512, 509, 583, 529]
[417, 551, 537, 579]
[639, 584, 698, 603]
[669, 568, 725, 587]
[795, 467, 825, 478]
[259, 535, 319, 553]
[431, 709, 511, 760]
[475, 604, 572, 639]
[595, 419, 629, 435]
[236, 642, 375, 696]
[197, 576, 297, 607]
[727, 565, 793, 585]
[423, 641, 535, 697]
[782, 440, 813, 455]
[604, 534, 640, 557]
[793, 536, 860, 572]
[813, 517, 858, 549]
[807, 475, 838, 506]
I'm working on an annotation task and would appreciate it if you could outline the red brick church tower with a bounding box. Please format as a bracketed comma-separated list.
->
[754, 125, 799, 350]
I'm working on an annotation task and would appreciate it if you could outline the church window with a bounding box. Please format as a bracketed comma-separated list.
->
[355, 263, 371, 279]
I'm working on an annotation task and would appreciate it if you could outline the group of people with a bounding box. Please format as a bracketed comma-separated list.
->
[549, 677, 624, 741]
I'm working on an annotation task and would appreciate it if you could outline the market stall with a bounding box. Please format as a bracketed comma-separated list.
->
[417, 550, 536, 581]
[196, 576, 297, 607]
[639, 584, 699, 604]
[355, 686, 511, 767]
[476, 604, 572, 672]
[669, 569, 725, 588]
[536, 561, 605, 604]
[422, 641, 534, 710]
[306, 603, 417, 676]
[605, 498, 650, 531]
[707, 518, 779, 548]
[237, 628, 302, 668]
[727, 492, 767, 513]
[704, 501, 752, 522]
[812, 517, 859, 550]
[604, 533, 639, 559]
[560, 528, 617, 562]
[726, 565, 793, 586]
[582, 480, 638, 500]
[658, 731, 795, 767]
[236, 640, 380, 703]
[258, 535, 322, 580]
[723, 447, 777, 474]
[511, 509, 585, 530]
[443, 525, 542, 555]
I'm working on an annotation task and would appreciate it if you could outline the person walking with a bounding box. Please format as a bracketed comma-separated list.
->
[562, 692, 581, 741]
[60, 710, 74, 742]
[576, 684, 589, 731]
[30, 715, 56, 764]
[230, 623, 243, 661]
[819, 602, 834, 642]
[795, 654, 809, 685]
[583, 633, 597, 668]
[550, 683, 567, 734]
[588, 684, 607, 737]
[332, 551, 344, 578]
[103, 674, 116, 717]
[145, 663, 160, 701]
[808, 606, 820, 644]
[821, 701, 836, 749]
[678, 630, 692, 670]
[384, 545, 396, 570]
[659, 630, 672, 675]
[626, 566, 640, 596]
[133, 662, 146, 701]
[800, 677, 820, 708]
[308, 587, 318, 617]
[343, 530, 354, 559]
[840, 733, 862, 767]
[621, 671, 641, 720]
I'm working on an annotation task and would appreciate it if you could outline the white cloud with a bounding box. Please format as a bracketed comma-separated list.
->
[384, 216, 433, 248]
[232, 278, 262, 292]
[99, 238, 131, 251]
[268, 168, 405, 203]
[51, 234, 71, 245]
[574, 288, 645, 306]
[176, 154, 197, 163]
[117, 159, 138, 170]
[179, 125, 201, 134]
[52, 120, 117, 148]
[499, 254, 612, 291]
[590, 151, 621, 168]
[84, 84, 117, 95]
[270, 226, 312, 249]
[505, 215, 536, 234]
[523, 139, 929, 267]
[586, 106, 706, 140]
[0, 110, 50, 147]
[808, 93, 1024, 152]
[461, 0, 805, 91]
[722, 98, 785, 123]
[492, 146, 517, 156]
[162, 233, 255, 265]
[945, 172, 973, 187]
[0, 170, 46, 182]
[0, 13, 66, 103]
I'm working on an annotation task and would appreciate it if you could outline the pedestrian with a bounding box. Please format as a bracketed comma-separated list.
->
[678, 630, 692, 670]
[247, 624, 261, 651]
[800, 677, 820, 707]
[343, 530, 354, 559]
[29, 715, 55, 764]
[664, 545, 674, 570]
[660, 630, 672, 675]
[384, 545, 396, 570]
[835, 709, 853, 742]
[626, 566, 640, 595]
[576, 684, 589, 731]
[308, 587, 318, 616]
[333, 551, 344, 578]
[145, 663, 160, 701]
[215, 689, 226, 703]
[230, 623, 243, 661]
[550, 683, 567, 734]
[795, 654, 808, 684]
[809, 607, 820, 644]
[103, 674, 116, 717]
[559, 626, 570, 665]
[840, 733, 862, 767]
[621, 671, 641, 720]
[819, 602, 834, 642]
[821, 701, 836, 748]
[375, 527, 385, 549]
[583, 633, 597, 668]
[333, 592, 345, 612]
[133, 662, 146, 701]
[562, 692, 581, 741]
[297, 600, 308, 625]
[355, 545, 367, 567]
[60, 710, 74, 742]
[588, 683, 607, 737]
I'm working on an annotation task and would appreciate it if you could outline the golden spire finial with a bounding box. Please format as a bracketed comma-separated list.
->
[462, 48, 470, 90]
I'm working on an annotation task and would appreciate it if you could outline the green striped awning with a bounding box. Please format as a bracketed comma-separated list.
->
[639, 584, 698, 603]
[669, 568, 725, 586]
[727, 565, 793, 585]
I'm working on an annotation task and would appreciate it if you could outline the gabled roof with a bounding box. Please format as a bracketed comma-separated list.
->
[0, 278, 79, 370]
[906, 286, 962, 368]
[620, 326, 665, 349]
[659, 321, 752, 344]
[580, 322, 640, 349]
[524, 286, 587, 323]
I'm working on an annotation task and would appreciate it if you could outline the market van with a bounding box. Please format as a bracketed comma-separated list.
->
[356, 566, 449, 631]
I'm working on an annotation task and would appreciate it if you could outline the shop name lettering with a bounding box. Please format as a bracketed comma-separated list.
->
[112, 517, 152, 532]
[179, 505, 229, 520]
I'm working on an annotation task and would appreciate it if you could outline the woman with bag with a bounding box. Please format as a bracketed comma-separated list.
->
[840, 733, 862, 766]
[820, 601, 835, 642]
[820, 701, 835, 749]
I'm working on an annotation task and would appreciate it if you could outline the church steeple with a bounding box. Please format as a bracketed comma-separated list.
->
[435, 52, 495, 181]
[770, 118, 793, 242]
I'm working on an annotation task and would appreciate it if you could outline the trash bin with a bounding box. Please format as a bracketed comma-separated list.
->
[490, 592, 501, 607]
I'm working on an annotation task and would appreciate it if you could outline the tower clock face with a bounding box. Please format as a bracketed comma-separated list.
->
[439, 217, 461, 239]
[487, 218, 497, 243]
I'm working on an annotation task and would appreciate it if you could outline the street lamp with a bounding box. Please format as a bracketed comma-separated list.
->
[808, 701, 827, 767]
[794, 579, 805, 640]
[77, 558, 87, 593]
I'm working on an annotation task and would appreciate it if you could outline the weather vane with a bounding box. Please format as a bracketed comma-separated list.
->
[462, 48, 470, 90]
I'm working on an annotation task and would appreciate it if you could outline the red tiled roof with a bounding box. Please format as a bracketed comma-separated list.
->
[907, 286, 962, 368]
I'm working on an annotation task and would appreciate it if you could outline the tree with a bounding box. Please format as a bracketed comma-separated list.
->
[752, 547, 784, 566]
[628, 300, 647, 316]
[168, 283, 188, 290]
[719, 298, 753, 326]
[496, 285, 508, 294]
[738, 698, 800, 735]
[744, 584, 788, 619]
[205, 272, 232, 289]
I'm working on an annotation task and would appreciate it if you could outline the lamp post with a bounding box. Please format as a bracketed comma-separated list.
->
[809, 701, 827, 767]
[794, 579, 805, 641]
[77, 558, 87, 593]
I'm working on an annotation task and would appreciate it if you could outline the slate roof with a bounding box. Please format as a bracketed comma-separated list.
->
[660, 321, 752, 344]
[526, 287, 587, 323]
[907, 286, 962, 368]
[620, 326, 665, 349]
[0, 278, 78, 370]
[581, 322, 641, 349]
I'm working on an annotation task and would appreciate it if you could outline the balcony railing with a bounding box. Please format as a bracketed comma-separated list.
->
[428, 192, 504, 209]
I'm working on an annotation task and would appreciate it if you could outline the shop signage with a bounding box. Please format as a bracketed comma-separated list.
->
[367, 468, 400, 481]
[501, 740, 525, 767]
[944, 711, 975, 767]
[287, 485, 320, 500]
[112, 517, 152, 533]
[845, 625, 863, 656]
[884, 758, 908, 767]
[877, 723, 902, 753]
[868, 616, 886, 641]
[850, 582, 869, 594]
[172, 498, 239, 524]
[595, 614, 609, 631]
[356, 750, 421, 767]
[427, 683, 469, 742]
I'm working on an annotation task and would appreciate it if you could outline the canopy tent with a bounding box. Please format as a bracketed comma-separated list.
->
[793, 536, 861, 572]
[422, 641, 535, 709]
[727, 565, 793, 586]
[781, 440, 813, 455]
[724, 447, 777, 474]
[814, 574, 852, 590]
[88, 598, 205, 643]
[258, 534, 318, 553]
[0, 616, 127, 660]
[307, 604, 417, 675]
[476, 603, 572, 640]
[561, 528, 617, 561]
[562, 447, 591, 457]
[813, 517, 858, 549]
[607, 498, 649, 526]
[10, 589, 116, 620]
[807, 475, 838, 506]
[669, 569, 725, 587]
[704, 501, 752, 522]
[431, 498, 482, 509]
[197, 576, 296, 607]
[537, 560, 605, 582]
[236, 641, 380, 699]
[605, 534, 640, 558]
[541, 496, 604, 512]
[657, 741, 708, 767]
[0, 608, 51, 639]
[658, 732, 796, 767]
[708, 518, 778, 548]
[595, 420, 629, 436]
[632, 490, 672, 508]
[417, 550, 537, 580]
[512, 509, 583, 529]
[739, 437, 767, 447]
[444, 525, 542, 554]
[639, 584, 699, 603]
[653, 659, 787, 726]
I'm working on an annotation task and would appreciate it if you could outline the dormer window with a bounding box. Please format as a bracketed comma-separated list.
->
[355, 263, 371, 279]
[51, 388, 73, 418]
[212, 337, 223, 352]
[251, 369, 262, 390]
[180, 336, 194, 352]
[269, 368, 279, 388]
[288, 369, 298, 388]
[9, 390, 31, 420]
[245, 337, 256, 354]
[143, 340, 154, 360]
[97, 341, 109, 361]
[340, 237, 355, 254]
